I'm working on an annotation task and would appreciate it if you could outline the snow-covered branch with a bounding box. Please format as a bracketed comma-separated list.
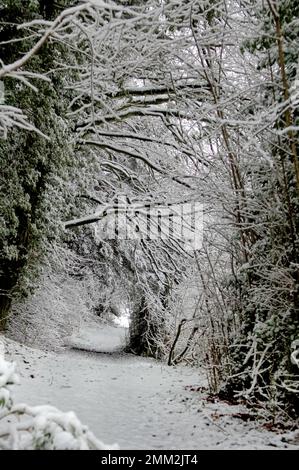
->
[0, 4, 89, 80]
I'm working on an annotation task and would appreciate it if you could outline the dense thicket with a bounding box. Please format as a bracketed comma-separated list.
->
[0, 0, 76, 327]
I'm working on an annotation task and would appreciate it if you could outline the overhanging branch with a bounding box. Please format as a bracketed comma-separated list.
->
[80, 139, 194, 189]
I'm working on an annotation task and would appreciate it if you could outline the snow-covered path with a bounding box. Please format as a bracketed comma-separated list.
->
[4, 325, 298, 450]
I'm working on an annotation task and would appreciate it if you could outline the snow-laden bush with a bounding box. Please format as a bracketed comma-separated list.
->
[0, 353, 117, 450]
[6, 245, 104, 351]
[7, 275, 86, 351]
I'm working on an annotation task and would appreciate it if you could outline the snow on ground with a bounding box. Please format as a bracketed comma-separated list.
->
[65, 322, 127, 353]
[2, 325, 298, 450]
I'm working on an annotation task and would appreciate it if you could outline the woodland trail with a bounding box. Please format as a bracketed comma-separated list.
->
[5, 325, 298, 450]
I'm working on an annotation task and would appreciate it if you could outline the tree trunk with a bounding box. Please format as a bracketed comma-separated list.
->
[0, 269, 18, 330]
